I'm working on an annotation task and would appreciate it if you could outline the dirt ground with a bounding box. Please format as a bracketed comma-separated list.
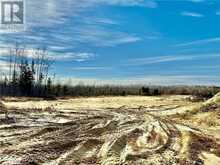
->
[0, 95, 220, 165]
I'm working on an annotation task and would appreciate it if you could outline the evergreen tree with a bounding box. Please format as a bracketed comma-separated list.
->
[19, 60, 34, 95]
[46, 77, 52, 95]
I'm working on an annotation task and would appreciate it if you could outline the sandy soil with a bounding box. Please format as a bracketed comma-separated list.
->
[0, 95, 219, 165]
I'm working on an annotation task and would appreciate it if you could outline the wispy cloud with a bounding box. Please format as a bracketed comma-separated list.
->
[71, 67, 112, 71]
[181, 11, 204, 17]
[92, 0, 158, 8]
[51, 52, 95, 62]
[126, 53, 220, 66]
[0, 48, 9, 57]
[216, 11, 220, 15]
[175, 37, 220, 47]
[188, 0, 204, 3]
[24, 0, 157, 28]
[0, 0, 146, 52]
[0, 60, 10, 73]
[72, 25, 141, 47]
[126, 55, 193, 66]
[0, 46, 95, 62]
[92, 18, 118, 25]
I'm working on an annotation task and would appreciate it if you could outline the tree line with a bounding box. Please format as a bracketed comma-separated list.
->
[0, 45, 219, 99]
[47, 85, 220, 99]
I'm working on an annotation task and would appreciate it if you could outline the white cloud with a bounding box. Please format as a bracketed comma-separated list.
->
[0, 0, 145, 50]
[0, 48, 9, 57]
[72, 25, 141, 47]
[188, 0, 204, 3]
[175, 37, 220, 47]
[92, 18, 118, 25]
[71, 67, 112, 70]
[126, 53, 220, 66]
[25, 0, 157, 28]
[126, 55, 193, 66]
[50, 52, 95, 62]
[98, 0, 158, 8]
[0, 60, 10, 73]
[0, 46, 95, 62]
[181, 11, 204, 17]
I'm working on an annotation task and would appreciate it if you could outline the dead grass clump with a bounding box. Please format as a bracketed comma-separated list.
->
[19, 160, 40, 165]
[200, 103, 219, 112]
[189, 133, 220, 161]
[45, 106, 56, 112]
[171, 109, 198, 120]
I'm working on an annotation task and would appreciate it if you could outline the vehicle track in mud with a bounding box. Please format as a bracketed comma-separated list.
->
[1, 105, 219, 165]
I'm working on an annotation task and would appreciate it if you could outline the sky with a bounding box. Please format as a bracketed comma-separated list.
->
[0, 0, 220, 86]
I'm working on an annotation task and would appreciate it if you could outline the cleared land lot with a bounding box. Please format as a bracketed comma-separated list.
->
[0, 95, 220, 165]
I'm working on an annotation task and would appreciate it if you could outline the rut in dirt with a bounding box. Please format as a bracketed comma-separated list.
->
[0, 106, 219, 165]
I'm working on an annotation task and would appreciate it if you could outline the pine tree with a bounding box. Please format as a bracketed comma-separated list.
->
[46, 77, 52, 95]
[19, 60, 34, 95]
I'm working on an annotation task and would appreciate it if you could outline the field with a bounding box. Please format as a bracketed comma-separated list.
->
[0, 95, 220, 165]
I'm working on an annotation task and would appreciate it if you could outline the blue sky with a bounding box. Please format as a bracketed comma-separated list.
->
[1, 0, 220, 85]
